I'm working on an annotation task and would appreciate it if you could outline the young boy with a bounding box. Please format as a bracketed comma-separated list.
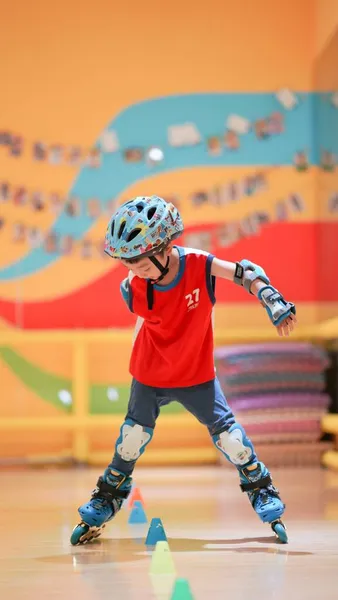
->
[71, 196, 297, 545]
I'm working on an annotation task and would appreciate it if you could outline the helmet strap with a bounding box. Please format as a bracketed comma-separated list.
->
[149, 255, 170, 283]
[146, 255, 170, 310]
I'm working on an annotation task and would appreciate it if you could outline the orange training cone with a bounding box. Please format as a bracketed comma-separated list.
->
[128, 486, 145, 508]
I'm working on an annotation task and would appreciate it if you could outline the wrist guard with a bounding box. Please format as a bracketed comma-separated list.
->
[258, 285, 296, 326]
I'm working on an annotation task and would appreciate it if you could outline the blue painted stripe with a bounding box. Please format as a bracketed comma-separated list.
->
[313, 92, 338, 163]
[0, 91, 334, 282]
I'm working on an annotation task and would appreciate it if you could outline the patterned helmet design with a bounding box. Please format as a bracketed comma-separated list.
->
[104, 196, 184, 259]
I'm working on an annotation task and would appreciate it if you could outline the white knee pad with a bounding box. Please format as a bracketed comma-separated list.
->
[116, 420, 153, 462]
[214, 425, 253, 466]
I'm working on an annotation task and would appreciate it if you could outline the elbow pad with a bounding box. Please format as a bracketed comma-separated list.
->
[233, 259, 270, 294]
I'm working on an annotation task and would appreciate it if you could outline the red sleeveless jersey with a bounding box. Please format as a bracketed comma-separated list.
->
[121, 247, 216, 388]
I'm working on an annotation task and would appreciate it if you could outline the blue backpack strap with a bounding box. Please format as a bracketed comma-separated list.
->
[206, 254, 216, 304]
[120, 276, 134, 313]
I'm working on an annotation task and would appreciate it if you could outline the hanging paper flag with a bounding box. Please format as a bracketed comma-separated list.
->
[227, 181, 239, 202]
[44, 231, 58, 253]
[191, 190, 208, 206]
[276, 88, 298, 110]
[207, 136, 222, 156]
[100, 130, 119, 153]
[13, 186, 28, 206]
[86, 147, 101, 168]
[33, 141, 47, 161]
[0, 131, 12, 146]
[224, 130, 240, 150]
[288, 193, 304, 213]
[267, 112, 284, 135]
[49, 192, 63, 214]
[10, 135, 24, 157]
[168, 122, 201, 147]
[255, 211, 270, 224]
[28, 227, 43, 248]
[294, 151, 309, 172]
[239, 214, 260, 236]
[60, 235, 74, 255]
[275, 200, 288, 221]
[320, 150, 335, 172]
[31, 191, 45, 212]
[66, 146, 82, 166]
[124, 147, 144, 162]
[0, 182, 10, 201]
[243, 175, 257, 196]
[12, 222, 26, 243]
[226, 114, 250, 135]
[48, 144, 64, 165]
[65, 196, 80, 217]
[208, 186, 222, 206]
[254, 119, 270, 139]
[254, 172, 268, 191]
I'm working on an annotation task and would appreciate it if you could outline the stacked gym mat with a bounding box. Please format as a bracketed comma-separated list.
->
[215, 342, 331, 467]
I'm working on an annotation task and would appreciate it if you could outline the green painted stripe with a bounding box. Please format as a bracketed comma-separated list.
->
[0, 347, 185, 415]
[90, 383, 130, 414]
[0, 346, 72, 413]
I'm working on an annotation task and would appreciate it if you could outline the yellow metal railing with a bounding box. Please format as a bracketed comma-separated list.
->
[0, 319, 337, 465]
[0, 329, 133, 463]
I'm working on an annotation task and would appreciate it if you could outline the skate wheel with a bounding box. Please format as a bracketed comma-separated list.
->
[272, 521, 288, 544]
[70, 523, 105, 546]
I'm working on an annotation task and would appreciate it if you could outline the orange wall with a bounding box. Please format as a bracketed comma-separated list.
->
[0, 1, 333, 332]
[0, 0, 317, 315]
[2, 0, 338, 461]
[0, 0, 315, 200]
[316, 0, 338, 54]
[314, 1, 338, 320]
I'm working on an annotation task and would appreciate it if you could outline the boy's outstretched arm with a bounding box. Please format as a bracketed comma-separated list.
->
[211, 257, 297, 337]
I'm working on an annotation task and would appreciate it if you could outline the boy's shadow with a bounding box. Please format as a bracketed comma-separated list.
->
[37, 535, 313, 566]
[141, 536, 313, 557]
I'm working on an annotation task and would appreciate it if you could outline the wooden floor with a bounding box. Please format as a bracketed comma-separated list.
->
[1, 466, 338, 600]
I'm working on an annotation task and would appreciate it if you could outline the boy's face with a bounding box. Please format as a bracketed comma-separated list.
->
[120, 246, 172, 279]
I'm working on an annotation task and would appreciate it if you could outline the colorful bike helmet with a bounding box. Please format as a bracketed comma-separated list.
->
[104, 195, 184, 260]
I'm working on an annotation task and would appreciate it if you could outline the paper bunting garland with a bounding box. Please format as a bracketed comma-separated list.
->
[0, 109, 289, 167]
[0, 180, 116, 218]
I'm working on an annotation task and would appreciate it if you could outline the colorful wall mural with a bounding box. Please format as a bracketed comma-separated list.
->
[0, 0, 338, 460]
[314, 18, 338, 321]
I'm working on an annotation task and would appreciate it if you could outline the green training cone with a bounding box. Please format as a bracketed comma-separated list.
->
[170, 578, 195, 600]
[150, 541, 176, 575]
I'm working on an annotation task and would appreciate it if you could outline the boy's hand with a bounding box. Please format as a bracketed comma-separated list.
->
[276, 312, 297, 337]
